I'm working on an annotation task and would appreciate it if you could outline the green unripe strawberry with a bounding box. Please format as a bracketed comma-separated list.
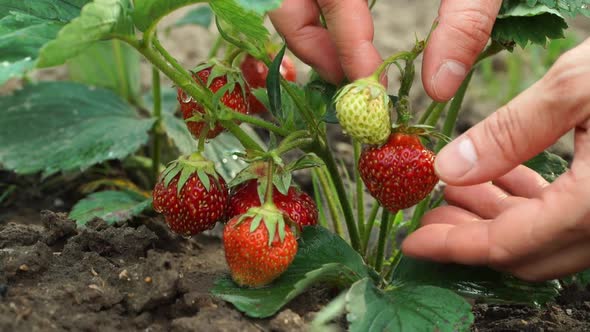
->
[334, 78, 391, 145]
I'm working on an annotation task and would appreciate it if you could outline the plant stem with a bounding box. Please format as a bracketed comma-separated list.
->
[314, 168, 345, 238]
[375, 209, 391, 272]
[151, 66, 162, 184]
[315, 143, 361, 251]
[153, 37, 194, 82]
[408, 196, 431, 233]
[371, 51, 413, 81]
[353, 140, 365, 239]
[311, 170, 329, 228]
[265, 161, 275, 205]
[425, 101, 449, 127]
[362, 201, 380, 255]
[208, 34, 224, 59]
[220, 121, 265, 152]
[418, 101, 439, 124]
[435, 70, 474, 152]
[280, 77, 320, 134]
[228, 111, 290, 136]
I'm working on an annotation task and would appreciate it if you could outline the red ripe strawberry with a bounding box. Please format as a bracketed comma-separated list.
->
[178, 66, 249, 139]
[227, 180, 317, 229]
[153, 155, 229, 235]
[358, 132, 438, 213]
[223, 209, 298, 287]
[240, 54, 297, 114]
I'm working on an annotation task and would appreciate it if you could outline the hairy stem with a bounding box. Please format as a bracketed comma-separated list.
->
[353, 140, 365, 239]
[151, 66, 163, 184]
[228, 111, 290, 136]
[362, 201, 380, 256]
[435, 70, 474, 152]
[314, 143, 361, 251]
[375, 209, 391, 272]
[314, 168, 345, 238]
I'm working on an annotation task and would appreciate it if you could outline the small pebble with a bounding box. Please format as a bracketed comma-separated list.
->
[566, 309, 573, 316]
[144, 276, 152, 283]
[119, 269, 130, 280]
[18, 264, 29, 272]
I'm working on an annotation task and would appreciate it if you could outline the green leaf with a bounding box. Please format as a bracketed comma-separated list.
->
[235, 0, 284, 14]
[211, 226, 371, 318]
[304, 76, 338, 124]
[69, 190, 152, 226]
[173, 6, 213, 28]
[519, 0, 590, 17]
[132, 0, 204, 31]
[66, 40, 141, 103]
[266, 44, 286, 117]
[346, 279, 474, 332]
[0, 82, 154, 176]
[493, 1, 568, 48]
[253, 83, 307, 131]
[210, 0, 270, 55]
[0, 0, 90, 84]
[524, 150, 568, 182]
[37, 0, 133, 68]
[393, 257, 561, 305]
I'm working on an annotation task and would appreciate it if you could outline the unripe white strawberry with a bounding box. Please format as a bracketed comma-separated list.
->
[334, 78, 391, 145]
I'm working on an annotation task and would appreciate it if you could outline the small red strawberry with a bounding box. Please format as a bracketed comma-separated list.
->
[227, 180, 317, 229]
[240, 54, 297, 114]
[359, 132, 438, 213]
[223, 206, 298, 287]
[153, 153, 229, 235]
[178, 65, 250, 139]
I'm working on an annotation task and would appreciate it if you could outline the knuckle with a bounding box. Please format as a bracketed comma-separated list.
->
[442, 8, 494, 59]
[542, 46, 590, 116]
[481, 104, 525, 165]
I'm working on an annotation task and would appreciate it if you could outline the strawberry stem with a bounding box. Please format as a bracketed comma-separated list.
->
[151, 66, 163, 185]
[435, 70, 474, 152]
[375, 209, 392, 272]
[264, 160, 275, 206]
[362, 201, 380, 256]
[313, 167, 345, 238]
[197, 126, 209, 153]
[353, 140, 365, 239]
[313, 142, 361, 251]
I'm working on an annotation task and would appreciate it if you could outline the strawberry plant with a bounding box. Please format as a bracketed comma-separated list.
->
[0, 0, 589, 331]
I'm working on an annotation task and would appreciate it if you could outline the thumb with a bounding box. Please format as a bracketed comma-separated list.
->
[435, 43, 590, 185]
[422, 0, 502, 101]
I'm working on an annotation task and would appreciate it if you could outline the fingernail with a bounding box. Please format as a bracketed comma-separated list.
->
[435, 137, 477, 179]
[431, 60, 467, 100]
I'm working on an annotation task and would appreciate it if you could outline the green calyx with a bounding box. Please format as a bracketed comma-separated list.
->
[334, 77, 392, 145]
[160, 152, 221, 195]
[236, 205, 291, 246]
[192, 59, 249, 106]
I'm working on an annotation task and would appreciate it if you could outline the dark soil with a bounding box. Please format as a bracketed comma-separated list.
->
[0, 210, 333, 332]
[0, 206, 587, 332]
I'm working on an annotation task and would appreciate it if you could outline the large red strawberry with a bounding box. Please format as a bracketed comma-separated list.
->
[227, 179, 317, 229]
[178, 65, 249, 139]
[358, 132, 438, 213]
[240, 54, 297, 114]
[153, 154, 229, 235]
[223, 207, 298, 287]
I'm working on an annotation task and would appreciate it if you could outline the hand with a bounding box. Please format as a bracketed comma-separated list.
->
[269, 0, 502, 101]
[402, 38, 590, 281]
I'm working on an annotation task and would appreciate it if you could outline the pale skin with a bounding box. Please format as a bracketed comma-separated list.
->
[270, 0, 590, 281]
